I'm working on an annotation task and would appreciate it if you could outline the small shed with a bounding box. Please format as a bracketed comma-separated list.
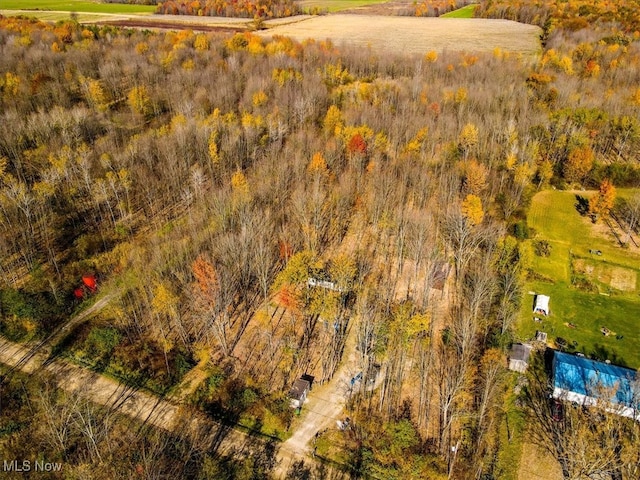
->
[535, 331, 548, 343]
[533, 294, 550, 316]
[508, 343, 533, 373]
[289, 378, 311, 409]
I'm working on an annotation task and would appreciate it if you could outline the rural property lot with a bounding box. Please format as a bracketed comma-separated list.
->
[520, 190, 640, 368]
[258, 15, 542, 55]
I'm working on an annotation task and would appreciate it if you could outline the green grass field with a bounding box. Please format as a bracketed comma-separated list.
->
[518, 189, 640, 368]
[1, 0, 156, 14]
[441, 4, 476, 18]
[296, 0, 387, 13]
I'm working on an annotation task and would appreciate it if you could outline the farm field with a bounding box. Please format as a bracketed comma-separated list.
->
[518, 190, 640, 368]
[0, 0, 155, 14]
[441, 4, 476, 17]
[0, 10, 144, 22]
[258, 15, 542, 55]
[296, 0, 388, 13]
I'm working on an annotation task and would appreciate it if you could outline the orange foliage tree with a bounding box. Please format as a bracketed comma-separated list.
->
[589, 179, 616, 221]
[347, 133, 367, 156]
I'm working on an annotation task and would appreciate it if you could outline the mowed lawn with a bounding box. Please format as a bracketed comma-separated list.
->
[519, 190, 640, 368]
[1, 0, 156, 14]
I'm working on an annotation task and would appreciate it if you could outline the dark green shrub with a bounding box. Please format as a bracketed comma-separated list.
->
[534, 240, 552, 257]
[513, 221, 530, 240]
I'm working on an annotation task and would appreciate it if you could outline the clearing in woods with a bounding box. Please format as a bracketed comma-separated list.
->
[519, 189, 640, 368]
[258, 15, 542, 55]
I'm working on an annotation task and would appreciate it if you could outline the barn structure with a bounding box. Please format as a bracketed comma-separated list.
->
[552, 351, 639, 420]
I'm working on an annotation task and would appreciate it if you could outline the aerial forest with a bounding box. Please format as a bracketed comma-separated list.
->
[0, 1, 640, 478]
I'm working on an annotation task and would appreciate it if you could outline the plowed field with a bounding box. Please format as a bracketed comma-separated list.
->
[258, 15, 542, 55]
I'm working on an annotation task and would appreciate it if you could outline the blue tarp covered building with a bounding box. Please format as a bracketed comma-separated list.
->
[552, 351, 639, 420]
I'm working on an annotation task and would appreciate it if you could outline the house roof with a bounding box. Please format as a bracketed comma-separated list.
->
[509, 343, 532, 363]
[289, 378, 311, 400]
[552, 351, 638, 410]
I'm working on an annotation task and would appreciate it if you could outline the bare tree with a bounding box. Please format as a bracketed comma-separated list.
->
[617, 192, 640, 247]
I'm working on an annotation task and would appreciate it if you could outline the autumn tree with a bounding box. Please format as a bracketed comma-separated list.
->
[458, 123, 479, 158]
[563, 146, 593, 184]
[588, 178, 616, 222]
[191, 255, 231, 356]
[347, 132, 367, 156]
[536, 159, 554, 187]
[462, 158, 487, 196]
[127, 85, 152, 118]
[461, 194, 484, 226]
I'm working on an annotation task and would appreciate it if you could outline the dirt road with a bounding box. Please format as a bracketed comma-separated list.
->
[0, 332, 352, 477]
[0, 335, 247, 446]
[277, 321, 361, 474]
[0, 277, 357, 477]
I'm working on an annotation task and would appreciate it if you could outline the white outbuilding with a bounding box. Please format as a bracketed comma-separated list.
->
[533, 294, 550, 316]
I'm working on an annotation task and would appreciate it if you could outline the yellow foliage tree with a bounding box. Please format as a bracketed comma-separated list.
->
[563, 146, 594, 184]
[425, 50, 438, 63]
[135, 42, 149, 55]
[194, 33, 209, 51]
[86, 79, 108, 112]
[152, 282, 178, 318]
[307, 152, 328, 175]
[463, 158, 487, 195]
[208, 131, 220, 164]
[459, 123, 479, 153]
[513, 162, 533, 186]
[231, 170, 250, 204]
[328, 254, 357, 291]
[3, 72, 20, 97]
[127, 85, 152, 117]
[323, 105, 343, 135]
[252, 90, 268, 107]
[405, 127, 429, 154]
[322, 62, 353, 88]
[461, 194, 484, 225]
[536, 160, 554, 186]
[454, 87, 468, 103]
[406, 312, 430, 338]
